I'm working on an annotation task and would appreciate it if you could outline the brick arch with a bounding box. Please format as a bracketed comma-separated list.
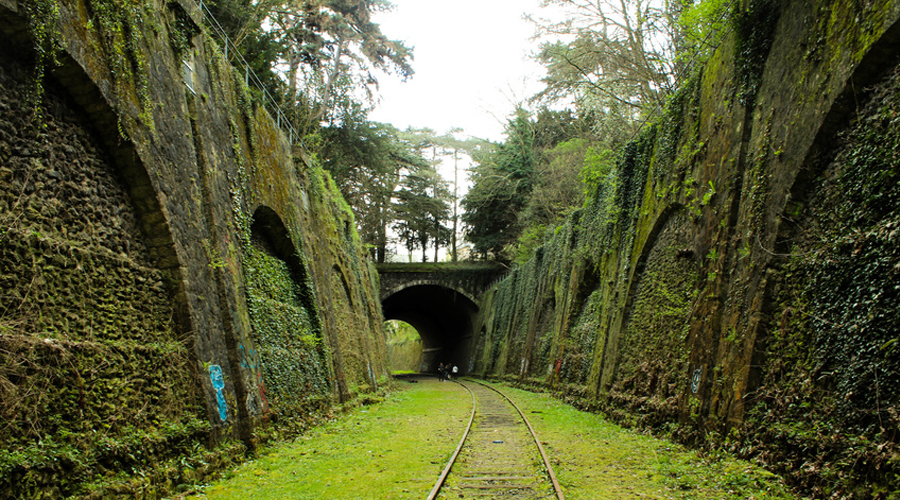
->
[0, 16, 204, 496]
[249, 205, 317, 315]
[0, 24, 188, 333]
[40, 48, 190, 331]
[0, 3, 184, 280]
[376, 262, 509, 305]
[381, 280, 479, 305]
[376, 263, 508, 374]
[381, 284, 479, 374]
[603, 204, 698, 400]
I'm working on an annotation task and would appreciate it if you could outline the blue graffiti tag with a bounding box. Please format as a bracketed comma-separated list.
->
[238, 344, 259, 370]
[208, 364, 228, 422]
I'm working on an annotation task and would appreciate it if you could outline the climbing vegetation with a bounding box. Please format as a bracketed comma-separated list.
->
[744, 62, 900, 497]
[244, 244, 332, 419]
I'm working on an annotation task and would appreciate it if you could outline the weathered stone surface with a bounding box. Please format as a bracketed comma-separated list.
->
[0, 0, 387, 497]
[471, 1, 900, 497]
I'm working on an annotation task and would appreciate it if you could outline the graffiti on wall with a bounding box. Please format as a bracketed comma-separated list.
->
[208, 364, 228, 421]
[246, 372, 269, 415]
[238, 344, 259, 370]
[238, 344, 269, 415]
[691, 367, 703, 394]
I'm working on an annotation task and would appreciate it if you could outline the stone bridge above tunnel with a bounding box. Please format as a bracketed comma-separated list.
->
[376, 262, 509, 303]
[376, 262, 509, 374]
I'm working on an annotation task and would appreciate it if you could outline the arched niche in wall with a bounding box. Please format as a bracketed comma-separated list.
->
[0, 27, 198, 496]
[607, 206, 699, 407]
[244, 205, 331, 416]
[752, 15, 900, 445]
[249, 205, 318, 316]
[381, 284, 479, 374]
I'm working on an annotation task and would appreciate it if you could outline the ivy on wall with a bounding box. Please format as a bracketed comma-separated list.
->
[610, 213, 699, 425]
[745, 63, 900, 497]
[731, 0, 780, 107]
[471, 2, 900, 496]
[3, 0, 390, 496]
[0, 46, 210, 498]
[244, 243, 331, 420]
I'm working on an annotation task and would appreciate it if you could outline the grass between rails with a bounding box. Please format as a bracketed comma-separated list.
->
[184, 378, 795, 500]
[486, 381, 796, 500]
[184, 378, 468, 500]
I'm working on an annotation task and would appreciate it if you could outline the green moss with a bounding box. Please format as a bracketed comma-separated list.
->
[0, 335, 205, 498]
[826, 0, 893, 64]
[21, 0, 158, 133]
[741, 53, 900, 499]
[731, 0, 780, 108]
[20, 0, 62, 121]
[191, 381, 469, 500]
[244, 245, 331, 418]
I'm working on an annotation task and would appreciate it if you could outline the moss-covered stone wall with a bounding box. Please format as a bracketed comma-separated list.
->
[472, 1, 900, 496]
[0, 50, 211, 498]
[0, 0, 387, 497]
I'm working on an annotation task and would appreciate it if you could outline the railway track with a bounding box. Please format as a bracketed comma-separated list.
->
[427, 379, 564, 500]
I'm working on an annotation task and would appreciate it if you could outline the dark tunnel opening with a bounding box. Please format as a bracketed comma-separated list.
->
[381, 285, 479, 375]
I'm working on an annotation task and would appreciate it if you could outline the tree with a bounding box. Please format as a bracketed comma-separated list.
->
[461, 109, 537, 260]
[523, 110, 591, 224]
[461, 160, 520, 260]
[320, 121, 428, 262]
[204, 0, 413, 135]
[272, 0, 414, 132]
[521, 138, 587, 226]
[675, 0, 731, 69]
[399, 128, 485, 262]
[204, 0, 286, 98]
[392, 165, 452, 262]
[529, 0, 682, 144]
[461, 107, 596, 262]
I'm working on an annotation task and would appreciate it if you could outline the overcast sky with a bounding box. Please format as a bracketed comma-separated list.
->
[369, 0, 548, 143]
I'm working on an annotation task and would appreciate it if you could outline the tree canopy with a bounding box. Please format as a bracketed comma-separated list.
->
[459, 0, 733, 264]
[393, 164, 452, 262]
[199, 0, 734, 264]
[206, 0, 413, 133]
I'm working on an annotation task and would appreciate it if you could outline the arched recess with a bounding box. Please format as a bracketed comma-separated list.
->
[381, 281, 480, 305]
[0, 18, 202, 496]
[384, 319, 424, 373]
[747, 14, 900, 443]
[244, 206, 331, 416]
[249, 206, 319, 322]
[602, 205, 699, 408]
[0, 8, 183, 270]
[381, 284, 479, 374]
[787, 13, 900, 207]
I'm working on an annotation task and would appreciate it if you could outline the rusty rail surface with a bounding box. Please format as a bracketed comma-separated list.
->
[426, 380, 476, 500]
[427, 379, 565, 500]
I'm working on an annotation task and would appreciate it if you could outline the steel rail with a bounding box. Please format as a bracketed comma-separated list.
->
[427, 379, 565, 500]
[465, 379, 565, 500]
[426, 380, 476, 500]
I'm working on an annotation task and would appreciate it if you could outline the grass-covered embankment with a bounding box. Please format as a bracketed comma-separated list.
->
[187, 379, 794, 499]
[187, 379, 469, 499]
[490, 382, 796, 500]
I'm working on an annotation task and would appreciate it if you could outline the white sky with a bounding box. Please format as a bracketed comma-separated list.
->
[369, 0, 548, 143]
[367, 0, 557, 261]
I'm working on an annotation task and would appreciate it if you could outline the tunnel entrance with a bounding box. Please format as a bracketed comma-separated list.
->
[381, 284, 478, 375]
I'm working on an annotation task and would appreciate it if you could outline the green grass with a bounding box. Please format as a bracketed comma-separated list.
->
[185, 379, 795, 500]
[186, 379, 468, 500]
[488, 382, 796, 500]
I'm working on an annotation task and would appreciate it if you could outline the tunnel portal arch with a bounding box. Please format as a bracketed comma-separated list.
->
[381, 284, 479, 375]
